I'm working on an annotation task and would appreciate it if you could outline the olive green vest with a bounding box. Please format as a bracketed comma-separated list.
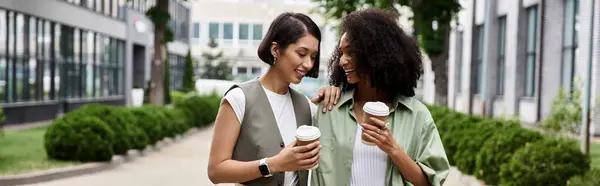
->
[227, 79, 311, 186]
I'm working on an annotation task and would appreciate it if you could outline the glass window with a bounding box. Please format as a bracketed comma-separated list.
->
[16, 14, 24, 101]
[454, 31, 463, 94]
[239, 23, 249, 40]
[473, 25, 484, 95]
[223, 23, 233, 40]
[43, 21, 51, 100]
[85, 32, 94, 97]
[193, 22, 200, 38]
[0, 10, 7, 102]
[94, 34, 102, 96]
[561, 0, 579, 93]
[102, 37, 109, 96]
[524, 6, 538, 97]
[28, 16, 37, 101]
[252, 67, 261, 74]
[237, 67, 247, 74]
[252, 24, 263, 40]
[497, 16, 506, 96]
[209, 22, 219, 39]
[6, 11, 14, 102]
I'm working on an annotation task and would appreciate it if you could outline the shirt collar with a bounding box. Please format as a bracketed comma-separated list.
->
[338, 87, 414, 112]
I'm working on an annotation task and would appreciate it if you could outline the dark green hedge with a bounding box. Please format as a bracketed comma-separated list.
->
[426, 104, 591, 186]
[44, 116, 115, 162]
[44, 94, 221, 162]
[499, 138, 590, 186]
[475, 126, 544, 185]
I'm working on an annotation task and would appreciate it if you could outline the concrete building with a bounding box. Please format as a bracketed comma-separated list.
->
[0, 0, 190, 125]
[447, 0, 600, 135]
[189, 0, 340, 97]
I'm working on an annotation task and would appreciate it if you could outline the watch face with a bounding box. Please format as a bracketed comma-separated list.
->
[259, 164, 271, 177]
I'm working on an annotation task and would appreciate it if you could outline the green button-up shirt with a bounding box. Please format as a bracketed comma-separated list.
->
[311, 88, 450, 186]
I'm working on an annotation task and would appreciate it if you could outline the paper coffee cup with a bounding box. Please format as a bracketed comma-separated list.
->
[361, 102, 390, 146]
[295, 125, 321, 169]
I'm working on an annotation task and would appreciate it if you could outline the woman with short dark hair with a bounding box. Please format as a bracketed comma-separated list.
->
[312, 8, 450, 186]
[208, 12, 323, 186]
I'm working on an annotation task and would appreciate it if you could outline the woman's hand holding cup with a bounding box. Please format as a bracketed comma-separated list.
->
[270, 140, 321, 172]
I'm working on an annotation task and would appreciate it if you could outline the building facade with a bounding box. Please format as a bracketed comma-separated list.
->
[447, 0, 600, 135]
[189, 0, 340, 97]
[0, 0, 190, 125]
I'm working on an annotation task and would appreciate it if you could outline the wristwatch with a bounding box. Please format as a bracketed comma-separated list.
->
[259, 158, 273, 177]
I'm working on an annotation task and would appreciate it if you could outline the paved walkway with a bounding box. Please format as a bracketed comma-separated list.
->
[25, 126, 473, 186]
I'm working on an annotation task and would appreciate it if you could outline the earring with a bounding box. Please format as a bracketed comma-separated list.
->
[273, 56, 277, 66]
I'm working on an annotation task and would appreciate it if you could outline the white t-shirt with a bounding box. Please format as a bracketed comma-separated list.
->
[223, 86, 317, 186]
[350, 126, 388, 186]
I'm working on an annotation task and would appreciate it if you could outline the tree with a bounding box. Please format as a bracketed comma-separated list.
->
[164, 58, 171, 104]
[312, 0, 461, 105]
[144, 0, 186, 105]
[201, 38, 232, 80]
[182, 50, 196, 93]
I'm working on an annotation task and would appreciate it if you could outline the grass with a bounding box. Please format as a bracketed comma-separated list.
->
[591, 142, 600, 170]
[0, 126, 81, 175]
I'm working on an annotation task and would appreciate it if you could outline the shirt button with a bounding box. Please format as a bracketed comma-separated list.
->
[280, 142, 284, 148]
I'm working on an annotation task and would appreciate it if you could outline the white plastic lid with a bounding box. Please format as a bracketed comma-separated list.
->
[363, 101, 390, 116]
[295, 125, 321, 141]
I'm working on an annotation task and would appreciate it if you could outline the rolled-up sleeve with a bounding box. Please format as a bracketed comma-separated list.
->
[416, 120, 450, 186]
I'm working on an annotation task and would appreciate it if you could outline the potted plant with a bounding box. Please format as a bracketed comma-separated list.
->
[132, 84, 145, 107]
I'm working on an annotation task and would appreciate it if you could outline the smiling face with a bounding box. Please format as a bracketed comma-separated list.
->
[272, 34, 319, 84]
[338, 33, 360, 84]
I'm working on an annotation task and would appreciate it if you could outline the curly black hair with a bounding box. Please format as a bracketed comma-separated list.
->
[328, 8, 424, 98]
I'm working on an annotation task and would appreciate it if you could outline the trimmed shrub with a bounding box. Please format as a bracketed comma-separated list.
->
[165, 108, 191, 136]
[115, 108, 150, 150]
[500, 138, 590, 186]
[44, 116, 115, 162]
[475, 126, 544, 185]
[453, 119, 513, 174]
[171, 91, 188, 106]
[130, 107, 164, 144]
[567, 169, 600, 186]
[440, 114, 483, 165]
[71, 104, 148, 154]
[175, 95, 219, 127]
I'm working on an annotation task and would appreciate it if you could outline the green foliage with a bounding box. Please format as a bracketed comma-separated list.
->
[413, 0, 461, 56]
[453, 119, 515, 174]
[163, 27, 174, 44]
[70, 104, 149, 154]
[164, 58, 171, 104]
[312, 0, 461, 57]
[542, 82, 582, 136]
[201, 38, 232, 80]
[475, 127, 544, 185]
[130, 107, 164, 144]
[183, 50, 196, 92]
[145, 6, 171, 26]
[171, 91, 188, 106]
[44, 116, 115, 162]
[439, 114, 481, 165]
[567, 168, 600, 186]
[174, 94, 221, 128]
[499, 138, 590, 186]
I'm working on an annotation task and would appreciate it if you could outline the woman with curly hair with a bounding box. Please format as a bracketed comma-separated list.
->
[311, 8, 449, 186]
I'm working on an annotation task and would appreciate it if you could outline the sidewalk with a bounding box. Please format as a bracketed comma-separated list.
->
[22, 125, 466, 186]
[24, 126, 232, 186]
